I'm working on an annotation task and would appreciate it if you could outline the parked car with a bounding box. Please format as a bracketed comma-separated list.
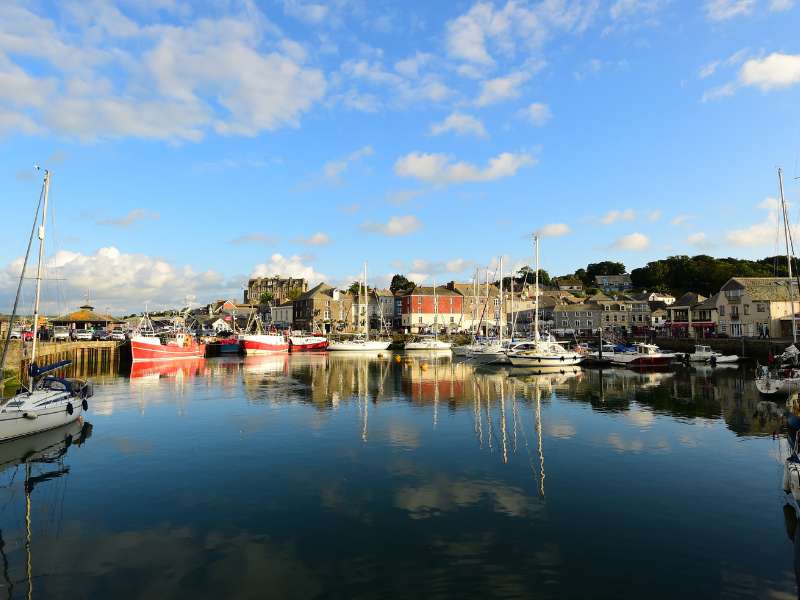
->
[74, 329, 94, 341]
[9, 328, 21, 340]
[110, 329, 127, 341]
[52, 326, 70, 341]
[93, 329, 110, 341]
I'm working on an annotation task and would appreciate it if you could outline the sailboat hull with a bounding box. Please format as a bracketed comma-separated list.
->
[328, 341, 391, 351]
[0, 390, 85, 442]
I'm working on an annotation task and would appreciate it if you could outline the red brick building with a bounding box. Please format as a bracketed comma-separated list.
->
[400, 286, 463, 333]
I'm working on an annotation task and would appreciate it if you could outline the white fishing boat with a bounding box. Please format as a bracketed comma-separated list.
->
[329, 262, 391, 352]
[506, 235, 584, 368]
[0, 169, 91, 442]
[685, 345, 738, 363]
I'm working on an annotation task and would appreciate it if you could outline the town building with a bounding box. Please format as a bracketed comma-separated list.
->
[444, 281, 503, 334]
[665, 292, 707, 337]
[244, 276, 308, 305]
[400, 286, 464, 334]
[716, 277, 800, 338]
[554, 277, 584, 292]
[370, 289, 396, 331]
[647, 292, 676, 305]
[50, 304, 117, 331]
[594, 274, 633, 292]
[271, 301, 294, 329]
[553, 303, 602, 335]
[293, 283, 355, 333]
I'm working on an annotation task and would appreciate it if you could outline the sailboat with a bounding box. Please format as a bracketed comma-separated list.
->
[405, 279, 452, 351]
[756, 168, 800, 396]
[328, 263, 391, 351]
[507, 235, 584, 368]
[469, 258, 511, 364]
[0, 169, 92, 441]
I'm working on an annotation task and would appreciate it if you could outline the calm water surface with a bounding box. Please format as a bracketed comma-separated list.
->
[0, 353, 794, 599]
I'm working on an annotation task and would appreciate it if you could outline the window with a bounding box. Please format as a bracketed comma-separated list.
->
[575, 320, 580, 328]
[731, 306, 739, 318]
[744, 304, 750, 315]
[613, 315, 618, 322]
[418, 316, 423, 323]
[586, 320, 593, 327]
[324, 310, 330, 319]
[450, 317, 454, 323]
[605, 315, 610, 322]
[604, 305, 610, 311]
[757, 303, 765, 312]
[719, 305, 725, 316]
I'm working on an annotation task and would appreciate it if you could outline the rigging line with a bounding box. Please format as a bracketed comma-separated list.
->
[0, 177, 44, 388]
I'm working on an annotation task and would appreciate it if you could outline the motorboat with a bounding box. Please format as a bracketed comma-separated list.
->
[684, 345, 738, 363]
[507, 336, 584, 367]
[606, 343, 676, 367]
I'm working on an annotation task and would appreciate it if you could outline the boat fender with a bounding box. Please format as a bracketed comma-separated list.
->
[23, 412, 37, 420]
[66, 402, 73, 415]
[710, 356, 717, 367]
[560, 356, 564, 362]
[82, 399, 88, 411]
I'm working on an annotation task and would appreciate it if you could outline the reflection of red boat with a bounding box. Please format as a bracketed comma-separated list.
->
[130, 358, 206, 379]
[131, 333, 205, 361]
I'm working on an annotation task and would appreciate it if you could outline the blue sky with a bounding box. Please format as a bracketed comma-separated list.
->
[1, 0, 799, 313]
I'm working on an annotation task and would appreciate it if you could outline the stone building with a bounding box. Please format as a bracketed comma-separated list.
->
[293, 284, 355, 333]
[244, 276, 308, 305]
[716, 277, 800, 338]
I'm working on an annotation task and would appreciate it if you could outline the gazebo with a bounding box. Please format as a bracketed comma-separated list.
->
[50, 305, 117, 331]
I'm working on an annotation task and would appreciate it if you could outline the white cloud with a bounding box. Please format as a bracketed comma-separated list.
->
[671, 214, 694, 226]
[610, 0, 666, 20]
[701, 82, 737, 102]
[475, 71, 530, 106]
[611, 232, 650, 250]
[704, 0, 755, 20]
[519, 102, 552, 126]
[281, 0, 329, 24]
[699, 61, 719, 79]
[740, 53, 800, 91]
[323, 146, 374, 180]
[430, 112, 487, 137]
[725, 197, 783, 247]
[251, 253, 326, 282]
[445, 1, 597, 68]
[600, 209, 635, 225]
[770, 0, 795, 11]
[230, 233, 279, 246]
[396, 258, 474, 277]
[0, 246, 228, 314]
[360, 215, 422, 237]
[0, 5, 327, 141]
[386, 189, 425, 205]
[339, 203, 361, 214]
[97, 209, 159, 227]
[394, 52, 433, 78]
[394, 151, 535, 185]
[686, 232, 709, 247]
[535, 223, 571, 237]
[648, 210, 662, 222]
[297, 232, 331, 246]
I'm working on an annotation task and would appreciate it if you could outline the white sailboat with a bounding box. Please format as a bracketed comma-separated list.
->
[329, 263, 391, 352]
[0, 170, 91, 442]
[469, 258, 510, 364]
[507, 235, 584, 368]
[756, 168, 800, 396]
[405, 279, 452, 351]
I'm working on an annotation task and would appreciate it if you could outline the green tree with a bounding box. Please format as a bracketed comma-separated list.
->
[389, 274, 415, 294]
[348, 281, 362, 295]
[287, 288, 303, 301]
[584, 261, 626, 286]
[259, 291, 275, 305]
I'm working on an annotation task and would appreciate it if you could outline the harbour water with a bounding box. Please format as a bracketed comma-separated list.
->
[0, 353, 794, 599]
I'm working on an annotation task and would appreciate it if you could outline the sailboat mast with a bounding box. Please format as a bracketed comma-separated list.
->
[779, 168, 797, 344]
[499, 257, 504, 344]
[30, 170, 50, 368]
[363, 262, 369, 341]
[433, 278, 438, 342]
[534, 235, 540, 341]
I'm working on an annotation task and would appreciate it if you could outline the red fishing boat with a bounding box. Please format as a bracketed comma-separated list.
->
[289, 334, 328, 351]
[130, 332, 206, 361]
[240, 333, 289, 354]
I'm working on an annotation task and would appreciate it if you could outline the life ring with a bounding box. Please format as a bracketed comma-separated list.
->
[66, 402, 74, 415]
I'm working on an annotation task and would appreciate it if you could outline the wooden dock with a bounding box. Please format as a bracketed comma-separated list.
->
[1, 340, 128, 380]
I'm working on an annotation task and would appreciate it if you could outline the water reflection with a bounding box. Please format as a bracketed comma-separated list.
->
[17, 353, 791, 598]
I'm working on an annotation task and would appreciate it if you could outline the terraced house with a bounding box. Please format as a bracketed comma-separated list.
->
[717, 277, 800, 338]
